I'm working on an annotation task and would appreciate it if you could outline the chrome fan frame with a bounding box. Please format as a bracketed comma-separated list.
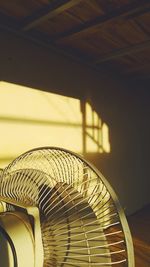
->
[0, 147, 134, 267]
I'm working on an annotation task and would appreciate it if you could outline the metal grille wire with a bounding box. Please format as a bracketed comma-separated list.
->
[0, 147, 133, 266]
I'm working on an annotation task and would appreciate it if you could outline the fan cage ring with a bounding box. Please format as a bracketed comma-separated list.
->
[0, 147, 134, 267]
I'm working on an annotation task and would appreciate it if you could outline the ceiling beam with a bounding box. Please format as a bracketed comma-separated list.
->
[93, 39, 150, 64]
[22, 0, 81, 31]
[0, 13, 99, 72]
[54, 0, 150, 41]
[125, 6, 150, 19]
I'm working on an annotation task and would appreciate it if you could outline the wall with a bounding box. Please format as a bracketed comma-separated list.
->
[88, 84, 150, 215]
[0, 28, 149, 215]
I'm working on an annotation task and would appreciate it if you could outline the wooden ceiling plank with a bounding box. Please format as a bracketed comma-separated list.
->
[54, 0, 150, 41]
[0, 12, 94, 69]
[94, 39, 150, 64]
[22, 0, 82, 31]
[134, 19, 150, 37]
[124, 6, 150, 20]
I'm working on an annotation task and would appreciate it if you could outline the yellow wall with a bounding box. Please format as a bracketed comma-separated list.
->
[0, 82, 110, 168]
[0, 29, 149, 215]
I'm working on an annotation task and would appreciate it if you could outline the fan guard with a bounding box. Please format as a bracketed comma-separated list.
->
[0, 147, 134, 266]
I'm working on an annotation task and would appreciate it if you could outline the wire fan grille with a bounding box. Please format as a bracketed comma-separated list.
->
[0, 148, 130, 266]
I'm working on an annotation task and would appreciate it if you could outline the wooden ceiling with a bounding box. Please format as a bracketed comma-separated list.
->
[0, 0, 150, 85]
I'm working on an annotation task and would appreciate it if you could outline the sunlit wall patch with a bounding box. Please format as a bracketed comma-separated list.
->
[0, 81, 110, 168]
[83, 102, 110, 154]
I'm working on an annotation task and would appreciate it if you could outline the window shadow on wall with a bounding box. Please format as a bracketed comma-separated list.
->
[0, 81, 110, 168]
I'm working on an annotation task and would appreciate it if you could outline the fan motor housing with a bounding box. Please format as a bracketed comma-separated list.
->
[0, 211, 34, 267]
[0, 202, 43, 267]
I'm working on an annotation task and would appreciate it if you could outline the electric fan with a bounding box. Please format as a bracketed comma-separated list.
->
[0, 147, 134, 267]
